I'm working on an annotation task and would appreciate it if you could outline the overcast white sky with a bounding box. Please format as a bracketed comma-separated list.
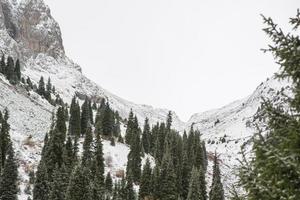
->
[45, 0, 299, 121]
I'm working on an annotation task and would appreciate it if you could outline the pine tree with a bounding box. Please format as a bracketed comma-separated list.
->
[49, 165, 69, 200]
[0, 143, 18, 200]
[102, 103, 114, 138]
[14, 59, 21, 81]
[81, 98, 90, 136]
[92, 139, 105, 200]
[187, 167, 201, 200]
[209, 153, 224, 200]
[45, 78, 52, 102]
[63, 136, 74, 172]
[125, 110, 135, 145]
[141, 118, 151, 154]
[125, 173, 136, 200]
[139, 158, 152, 200]
[65, 166, 92, 200]
[69, 96, 81, 137]
[55, 107, 66, 141]
[126, 129, 142, 183]
[105, 172, 113, 193]
[38, 76, 46, 97]
[33, 162, 50, 200]
[160, 147, 177, 200]
[0, 54, 5, 74]
[166, 111, 172, 131]
[5, 56, 14, 81]
[151, 165, 161, 200]
[0, 109, 11, 170]
[82, 125, 93, 167]
[237, 11, 300, 200]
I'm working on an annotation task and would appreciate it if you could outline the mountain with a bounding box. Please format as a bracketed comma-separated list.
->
[0, 0, 290, 199]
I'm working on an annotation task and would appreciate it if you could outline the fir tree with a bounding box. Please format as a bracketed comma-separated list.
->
[238, 11, 300, 200]
[14, 59, 21, 81]
[0, 54, 5, 74]
[38, 76, 46, 97]
[139, 158, 152, 200]
[5, 56, 14, 81]
[0, 109, 11, 170]
[125, 110, 135, 145]
[65, 166, 92, 200]
[102, 102, 114, 138]
[69, 96, 81, 137]
[33, 162, 50, 200]
[187, 167, 202, 200]
[49, 165, 69, 200]
[81, 98, 90, 136]
[141, 118, 151, 154]
[160, 148, 177, 200]
[105, 172, 113, 193]
[209, 153, 224, 200]
[126, 129, 142, 183]
[0, 144, 18, 200]
[82, 125, 93, 167]
[125, 173, 136, 200]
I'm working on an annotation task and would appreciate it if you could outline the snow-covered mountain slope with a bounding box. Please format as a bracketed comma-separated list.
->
[0, 0, 292, 199]
[187, 77, 290, 195]
[0, 0, 185, 131]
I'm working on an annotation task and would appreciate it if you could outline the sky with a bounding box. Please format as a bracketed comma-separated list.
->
[44, 0, 300, 121]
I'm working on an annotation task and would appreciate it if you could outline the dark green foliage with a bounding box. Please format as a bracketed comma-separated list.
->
[81, 98, 91, 136]
[69, 96, 81, 137]
[141, 118, 151, 154]
[125, 174, 136, 200]
[82, 126, 93, 167]
[102, 103, 114, 138]
[33, 162, 50, 200]
[49, 165, 69, 200]
[66, 166, 92, 200]
[105, 172, 113, 193]
[159, 148, 177, 200]
[187, 167, 202, 200]
[0, 144, 18, 200]
[0, 109, 10, 170]
[209, 154, 224, 200]
[63, 137, 74, 172]
[0, 54, 5, 74]
[125, 110, 135, 145]
[6, 56, 14, 81]
[237, 11, 300, 200]
[126, 126, 142, 183]
[139, 158, 152, 200]
[92, 139, 105, 200]
[38, 77, 46, 97]
[55, 107, 66, 139]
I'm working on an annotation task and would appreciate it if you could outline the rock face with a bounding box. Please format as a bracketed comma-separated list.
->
[0, 0, 65, 60]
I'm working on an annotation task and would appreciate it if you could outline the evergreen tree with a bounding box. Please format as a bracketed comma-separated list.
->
[102, 103, 114, 138]
[69, 96, 81, 137]
[63, 136, 74, 172]
[0, 109, 11, 170]
[5, 56, 14, 81]
[82, 125, 93, 167]
[160, 148, 177, 200]
[65, 166, 92, 200]
[26, 77, 33, 89]
[92, 139, 105, 200]
[33, 162, 50, 200]
[49, 165, 69, 200]
[139, 158, 152, 200]
[238, 11, 300, 200]
[126, 129, 142, 183]
[81, 98, 90, 136]
[45, 78, 52, 102]
[14, 59, 21, 81]
[113, 111, 121, 138]
[209, 153, 224, 200]
[105, 172, 113, 193]
[38, 76, 46, 97]
[0, 54, 5, 74]
[187, 167, 202, 200]
[141, 118, 151, 154]
[55, 107, 66, 141]
[166, 111, 172, 131]
[125, 173, 136, 200]
[0, 144, 18, 200]
[125, 110, 135, 145]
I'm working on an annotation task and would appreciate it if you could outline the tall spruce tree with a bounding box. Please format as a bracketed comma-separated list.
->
[33, 162, 50, 200]
[81, 98, 90, 136]
[0, 143, 18, 200]
[141, 118, 151, 154]
[38, 76, 46, 97]
[65, 166, 92, 200]
[237, 10, 300, 200]
[139, 158, 152, 200]
[209, 153, 224, 200]
[0, 109, 10, 170]
[125, 110, 135, 145]
[187, 167, 202, 200]
[69, 96, 81, 137]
